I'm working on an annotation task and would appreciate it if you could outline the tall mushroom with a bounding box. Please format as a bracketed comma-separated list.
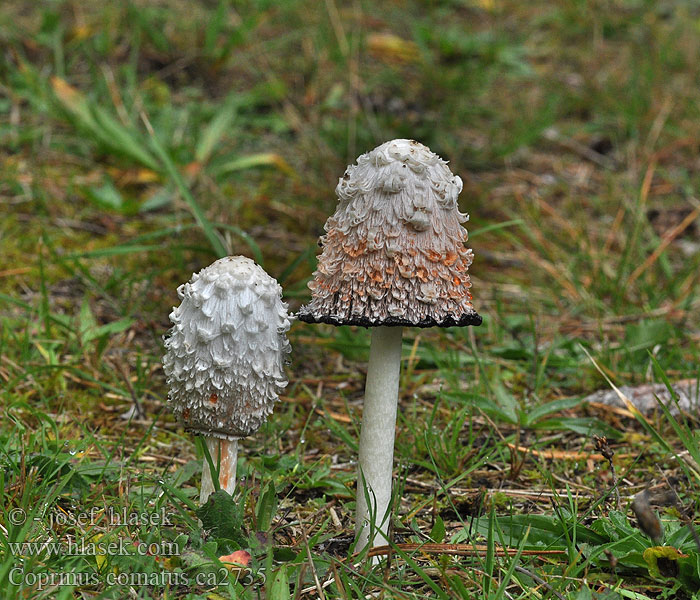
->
[298, 139, 481, 551]
[163, 256, 291, 503]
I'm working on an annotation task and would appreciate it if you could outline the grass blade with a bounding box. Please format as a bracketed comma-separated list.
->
[195, 102, 238, 165]
[51, 76, 159, 171]
[144, 119, 228, 258]
[214, 152, 296, 178]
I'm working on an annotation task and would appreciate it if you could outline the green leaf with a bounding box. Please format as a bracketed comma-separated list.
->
[429, 515, 446, 543]
[195, 102, 237, 164]
[89, 318, 134, 342]
[198, 437, 220, 494]
[256, 480, 278, 532]
[494, 525, 529, 600]
[643, 545, 686, 579]
[76, 298, 133, 347]
[181, 548, 217, 570]
[204, 0, 228, 56]
[624, 320, 673, 353]
[91, 104, 159, 170]
[492, 382, 519, 424]
[267, 565, 290, 600]
[571, 587, 593, 600]
[166, 460, 201, 487]
[65, 245, 162, 259]
[484, 506, 495, 596]
[277, 246, 316, 285]
[86, 182, 124, 211]
[532, 417, 621, 438]
[272, 547, 298, 562]
[139, 186, 173, 212]
[196, 490, 246, 547]
[524, 397, 582, 425]
[389, 543, 451, 600]
[322, 408, 358, 453]
[78, 298, 98, 343]
[214, 152, 296, 178]
[469, 218, 524, 238]
[649, 354, 700, 478]
[472, 514, 608, 549]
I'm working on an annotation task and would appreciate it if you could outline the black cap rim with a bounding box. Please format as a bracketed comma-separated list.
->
[296, 311, 482, 328]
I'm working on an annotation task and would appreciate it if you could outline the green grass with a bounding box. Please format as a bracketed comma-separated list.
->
[2, 0, 700, 597]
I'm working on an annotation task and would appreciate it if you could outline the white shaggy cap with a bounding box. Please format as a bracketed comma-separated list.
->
[163, 256, 291, 440]
[298, 139, 481, 328]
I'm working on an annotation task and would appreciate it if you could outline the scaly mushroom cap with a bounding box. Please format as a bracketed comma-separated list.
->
[298, 139, 481, 327]
[163, 256, 291, 440]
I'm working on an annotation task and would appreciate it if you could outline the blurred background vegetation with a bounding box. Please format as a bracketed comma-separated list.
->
[1, 0, 700, 598]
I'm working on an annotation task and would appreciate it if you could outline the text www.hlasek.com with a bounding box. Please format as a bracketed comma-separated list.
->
[8, 537, 179, 557]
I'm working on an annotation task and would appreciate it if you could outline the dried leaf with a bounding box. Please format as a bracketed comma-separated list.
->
[219, 549, 251, 568]
[367, 33, 420, 64]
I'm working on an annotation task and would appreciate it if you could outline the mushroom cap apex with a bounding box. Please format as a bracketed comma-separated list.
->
[299, 140, 481, 328]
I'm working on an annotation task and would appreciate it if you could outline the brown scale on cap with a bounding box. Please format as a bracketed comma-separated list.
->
[298, 139, 481, 328]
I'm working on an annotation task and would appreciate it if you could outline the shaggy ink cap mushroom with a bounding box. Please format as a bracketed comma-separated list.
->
[298, 138, 481, 328]
[163, 256, 292, 440]
[297, 139, 481, 553]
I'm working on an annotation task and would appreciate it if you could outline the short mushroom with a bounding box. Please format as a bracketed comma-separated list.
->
[163, 256, 291, 503]
[298, 139, 481, 551]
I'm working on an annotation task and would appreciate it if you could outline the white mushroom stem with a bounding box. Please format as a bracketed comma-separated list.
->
[355, 326, 403, 551]
[200, 436, 239, 504]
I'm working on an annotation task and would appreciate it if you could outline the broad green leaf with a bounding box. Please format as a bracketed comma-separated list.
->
[78, 299, 98, 342]
[214, 152, 295, 177]
[493, 382, 519, 424]
[430, 515, 446, 543]
[195, 102, 237, 164]
[86, 182, 124, 211]
[643, 545, 687, 579]
[89, 318, 134, 343]
[196, 490, 246, 547]
[268, 565, 290, 600]
[472, 513, 607, 549]
[524, 397, 583, 424]
[256, 480, 278, 532]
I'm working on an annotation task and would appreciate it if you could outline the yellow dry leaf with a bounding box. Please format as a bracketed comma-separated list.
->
[107, 167, 160, 185]
[33, 342, 52, 363]
[51, 77, 84, 107]
[92, 534, 110, 572]
[69, 25, 93, 42]
[367, 32, 420, 64]
[477, 0, 496, 11]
